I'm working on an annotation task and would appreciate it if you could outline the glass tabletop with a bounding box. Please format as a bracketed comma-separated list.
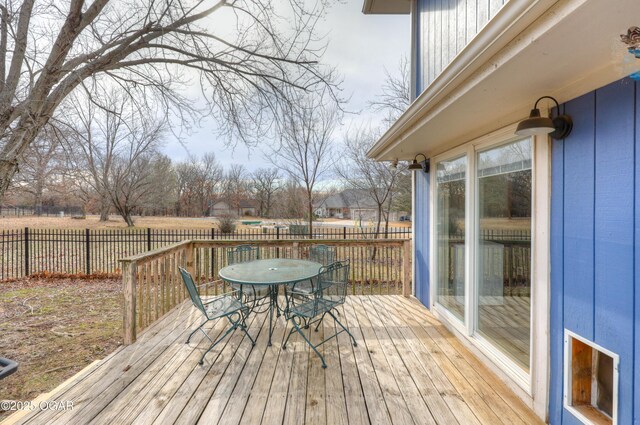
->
[218, 259, 323, 286]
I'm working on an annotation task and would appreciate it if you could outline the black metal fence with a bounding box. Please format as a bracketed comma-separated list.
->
[0, 205, 84, 217]
[0, 226, 412, 281]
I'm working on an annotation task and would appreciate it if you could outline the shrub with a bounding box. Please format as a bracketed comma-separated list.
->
[218, 215, 236, 233]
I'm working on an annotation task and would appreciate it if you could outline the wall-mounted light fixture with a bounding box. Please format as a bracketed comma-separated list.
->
[515, 96, 573, 139]
[408, 153, 429, 173]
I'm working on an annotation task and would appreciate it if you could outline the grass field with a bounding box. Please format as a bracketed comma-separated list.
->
[0, 278, 122, 420]
[0, 215, 412, 231]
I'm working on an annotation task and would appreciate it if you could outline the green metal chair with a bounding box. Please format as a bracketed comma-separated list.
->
[282, 260, 357, 368]
[179, 267, 255, 365]
[227, 245, 259, 265]
[290, 244, 338, 296]
[226, 245, 269, 302]
[308, 244, 336, 266]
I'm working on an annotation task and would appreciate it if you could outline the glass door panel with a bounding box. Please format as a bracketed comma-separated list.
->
[476, 138, 532, 370]
[435, 156, 466, 321]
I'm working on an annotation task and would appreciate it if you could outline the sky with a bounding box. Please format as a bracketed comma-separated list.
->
[161, 1, 410, 173]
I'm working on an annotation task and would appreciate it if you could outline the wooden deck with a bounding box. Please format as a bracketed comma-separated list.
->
[6, 296, 542, 425]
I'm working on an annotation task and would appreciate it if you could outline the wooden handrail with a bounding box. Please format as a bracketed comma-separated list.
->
[120, 238, 412, 344]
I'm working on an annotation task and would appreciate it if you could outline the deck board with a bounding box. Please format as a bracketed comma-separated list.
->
[5, 296, 543, 425]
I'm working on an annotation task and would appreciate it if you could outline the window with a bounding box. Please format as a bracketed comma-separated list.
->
[564, 330, 619, 425]
[435, 155, 467, 321]
[433, 137, 533, 373]
[476, 139, 532, 370]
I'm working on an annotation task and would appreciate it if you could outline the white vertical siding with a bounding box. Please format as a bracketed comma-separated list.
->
[416, 0, 507, 94]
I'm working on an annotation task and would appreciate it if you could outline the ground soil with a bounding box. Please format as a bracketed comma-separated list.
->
[0, 278, 122, 420]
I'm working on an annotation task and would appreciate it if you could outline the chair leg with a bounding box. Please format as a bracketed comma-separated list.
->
[187, 320, 209, 344]
[227, 313, 255, 346]
[199, 322, 238, 365]
[291, 318, 326, 368]
[282, 318, 298, 349]
[328, 310, 357, 347]
[314, 312, 327, 332]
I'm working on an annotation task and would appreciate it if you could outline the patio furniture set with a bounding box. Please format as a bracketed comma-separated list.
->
[178, 244, 357, 368]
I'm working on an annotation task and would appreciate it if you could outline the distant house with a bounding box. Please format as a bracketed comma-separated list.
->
[315, 189, 377, 220]
[315, 189, 406, 222]
[209, 199, 257, 217]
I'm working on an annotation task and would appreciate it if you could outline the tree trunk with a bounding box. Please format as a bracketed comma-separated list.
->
[124, 213, 134, 227]
[0, 159, 19, 203]
[99, 195, 110, 221]
[119, 208, 134, 227]
[307, 194, 313, 237]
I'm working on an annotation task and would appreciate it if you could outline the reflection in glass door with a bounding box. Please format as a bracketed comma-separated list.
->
[435, 156, 466, 321]
[476, 138, 532, 370]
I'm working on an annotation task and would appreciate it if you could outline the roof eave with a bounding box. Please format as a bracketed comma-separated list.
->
[362, 0, 410, 15]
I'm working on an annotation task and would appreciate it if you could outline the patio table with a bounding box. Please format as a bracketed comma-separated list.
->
[218, 258, 322, 346]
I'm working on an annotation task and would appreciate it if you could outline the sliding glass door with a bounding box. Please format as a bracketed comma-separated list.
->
[435, 156, 466, 322]
[476, 139, 532, 370]
[434, 137, 533, 372]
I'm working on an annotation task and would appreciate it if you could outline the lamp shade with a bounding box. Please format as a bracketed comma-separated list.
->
[515, 108, 555, 136]
[408, 160, 423, 170]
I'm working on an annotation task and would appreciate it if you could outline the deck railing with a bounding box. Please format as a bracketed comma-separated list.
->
[120, 238, 412, 344]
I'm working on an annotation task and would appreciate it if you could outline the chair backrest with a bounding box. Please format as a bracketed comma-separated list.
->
[179, 267, 206, 315]
[309, 244, 336, 266]
[316, 259, 350, 305]
[227, 245, 259, 265]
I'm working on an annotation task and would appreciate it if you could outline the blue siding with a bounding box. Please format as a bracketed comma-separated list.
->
[414, 169, 430, 306]
[551, 78, 638, 424]
[414, 0, 507, 94]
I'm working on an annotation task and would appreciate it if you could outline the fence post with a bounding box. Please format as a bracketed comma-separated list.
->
[276, 227, 280, 239]
[123, 261, 137, 344]
[24, 227, 29, 276]
[343, 226, 347, 240]
[85, 228, 91, 275]
[147, 228, 152, 251]
[186, 242, 195, 277]
[402, 240, 411, 297]
[292, 242, 299, 259]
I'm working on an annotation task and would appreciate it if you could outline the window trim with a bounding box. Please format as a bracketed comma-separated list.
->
[428, 123, 550, 408]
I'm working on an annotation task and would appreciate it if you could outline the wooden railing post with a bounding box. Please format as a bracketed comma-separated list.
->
[292, 242, 299, 259]
[186, 242, 195, 277]
[123, 260, 137, 344]
[402, 240, 411, 297]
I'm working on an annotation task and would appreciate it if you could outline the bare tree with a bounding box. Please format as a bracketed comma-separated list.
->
[336, 125, 407, 238]
[9, 125, 67, 214]
[108, 150, 164, 226]
[369, 56, 411, 126]
[141, 153, 177, 215]
[271, 177, 306, 219]
[175, 153, 223, 216]
[221, 164, 249, 214]
[0, 0, 340, 202]
[270, 92, 337, 234]
[251, 168, 280, 218]
[65, 90, 165, 226]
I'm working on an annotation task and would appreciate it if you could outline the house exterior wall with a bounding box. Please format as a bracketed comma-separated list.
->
[414, 0, 507, 95]
[550, 77, 640, 424]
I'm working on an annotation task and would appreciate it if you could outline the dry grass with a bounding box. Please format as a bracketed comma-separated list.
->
[0, 278, 122, 420]
[0, 215, 229, 230]
[0, 215, 411, 231]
